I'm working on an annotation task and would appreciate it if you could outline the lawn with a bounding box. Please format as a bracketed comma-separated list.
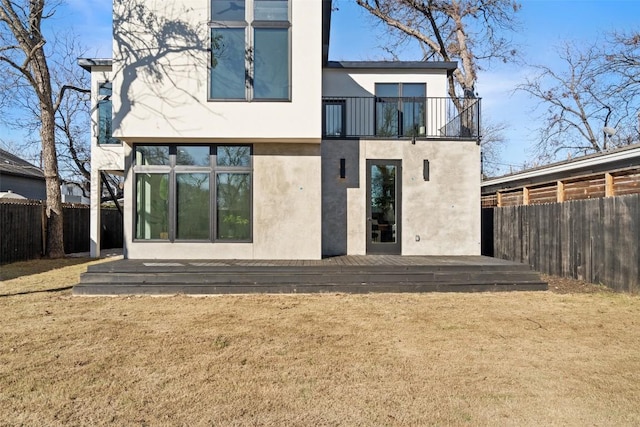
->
[1, 258, 639, 426]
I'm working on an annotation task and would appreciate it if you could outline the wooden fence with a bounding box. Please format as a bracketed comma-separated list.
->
[483, 194, 639, 292]
[0, 201, 122, 265]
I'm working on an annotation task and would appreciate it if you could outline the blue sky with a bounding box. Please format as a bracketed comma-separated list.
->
[1, 0, 639, 175]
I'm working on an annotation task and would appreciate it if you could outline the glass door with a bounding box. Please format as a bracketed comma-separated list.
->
[366, 160, 401, 254]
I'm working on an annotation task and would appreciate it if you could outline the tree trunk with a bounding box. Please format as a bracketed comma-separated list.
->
[41, 106, 65, 258]
[34, 48, 65, 258]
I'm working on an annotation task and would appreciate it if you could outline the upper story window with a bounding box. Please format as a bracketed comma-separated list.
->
[97, 82, 119, 144]
[210, 0, 290, 101]
[375, 83, 426, 137]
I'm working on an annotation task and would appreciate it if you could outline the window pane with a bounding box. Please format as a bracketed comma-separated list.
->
[375, 83, 398, 97]
[217, 146, 250, 167]
[217, 173, 251, 240]
[136, 173, 169, 240]
[402, 83, 425, 98]
[98, 82, 118, 144]
[370, 165, 397, 243]
[376, 100, 399, 136]
[254, 0, 288, 20]
[177, 173, 210, 240]
[254, 28, 289, 100]
[211, 28, 246, 99]
[177, 146, 210, 166]
[135, 146, 170, 165]
[211, 0, 245, 21]
[324, 102, 344, 137]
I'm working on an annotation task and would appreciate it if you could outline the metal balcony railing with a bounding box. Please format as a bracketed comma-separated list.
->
[322, 96, 480, 140]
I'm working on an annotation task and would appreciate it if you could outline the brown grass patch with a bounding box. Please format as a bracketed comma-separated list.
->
[1, 259, 639, 425]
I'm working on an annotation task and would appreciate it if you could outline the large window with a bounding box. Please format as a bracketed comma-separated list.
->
[210, 0, 290, 101]
[375, 83, 426, 137]
[134, 144, 252, 242]
[97, 82, 119, 144]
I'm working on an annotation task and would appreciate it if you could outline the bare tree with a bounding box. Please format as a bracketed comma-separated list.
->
[354, 0, 521, 100]
[52, 36, 91, 197]
[517, 37, 639, 161]
[0, 1, 91, 257]
[480, 118, 507, 177]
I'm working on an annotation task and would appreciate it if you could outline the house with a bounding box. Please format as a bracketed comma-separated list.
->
[79, 0, 481, 260]
[0, 148, 46, 200]
[482, 143, 640, 207]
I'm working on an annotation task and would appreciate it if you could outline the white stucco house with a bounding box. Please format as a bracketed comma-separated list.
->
[79, 0, 481, 260]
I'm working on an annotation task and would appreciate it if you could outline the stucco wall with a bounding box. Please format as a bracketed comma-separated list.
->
[322, 139, 481, 256]
[111, 0, 322, 142]
[322, 68, 450, 98]
[124, 143, 322, 260]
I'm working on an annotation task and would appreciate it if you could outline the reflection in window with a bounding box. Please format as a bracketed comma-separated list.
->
[217, 173, 251, 240]
[98, 82, 118, 144]
[177, 173, 210, 240]
[133, 144, 252, 242]
[375, 83, 426, 137]
[217, 146, 250, 167]
[402, 84, 426, 137]
[370, 165, 396, 243]
[211, 0, 246, 20]
[323, 100, 345, 137]
[135, 146, 170, 165]
[177, 146, 210, 166]
[211, 28, 246, 99]
[254, 28, 289, 99]
[136, 173, 169, 240]
[254, 0, 288, 21]
[210, 0, 289, 101]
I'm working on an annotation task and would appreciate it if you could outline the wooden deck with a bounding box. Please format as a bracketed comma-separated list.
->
[74, 255, 547, 295]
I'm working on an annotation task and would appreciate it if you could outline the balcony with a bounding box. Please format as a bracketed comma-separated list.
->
[322, 96, 480, 140]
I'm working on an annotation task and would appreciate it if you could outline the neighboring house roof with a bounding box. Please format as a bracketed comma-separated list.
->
[482, 143, 640, 195]
[0, 191, 27, 199]
[0, 148, 45, 181]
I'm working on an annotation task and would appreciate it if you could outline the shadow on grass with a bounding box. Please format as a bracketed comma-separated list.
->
[0, 286, 74, 298]
[0, 258, 92, 281]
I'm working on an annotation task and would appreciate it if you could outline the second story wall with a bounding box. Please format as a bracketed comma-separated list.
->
[112, 0, 322, 143]
[322, 63, 461, 139]
[323, 64, 452, 98]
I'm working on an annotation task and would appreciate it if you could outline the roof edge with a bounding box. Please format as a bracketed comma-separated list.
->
[482, 143, 640, 189]
[325, 60, 458, 71]
[78, 58, 113, 72]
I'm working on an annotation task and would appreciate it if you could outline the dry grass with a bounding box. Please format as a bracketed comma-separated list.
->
[1, 259, 640, 426]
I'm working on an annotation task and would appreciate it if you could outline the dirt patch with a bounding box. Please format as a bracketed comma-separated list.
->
[544, 274, 616, 294]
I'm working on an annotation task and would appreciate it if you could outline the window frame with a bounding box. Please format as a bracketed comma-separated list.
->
[374, 83, 427, 137]
[322, 99, 346, 138]
[208, 0, 291, 102]
[97, 81, 120, 145]
[132, 144, 253, 243]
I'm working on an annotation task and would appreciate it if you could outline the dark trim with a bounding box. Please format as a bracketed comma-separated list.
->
[78, 58, 112, 72]
[322, 0, 332, 66]
[325, 60, 457, 71]
[366, 159, 402, 255]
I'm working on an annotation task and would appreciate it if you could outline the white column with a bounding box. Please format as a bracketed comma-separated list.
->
[90, 169, 101, 257]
